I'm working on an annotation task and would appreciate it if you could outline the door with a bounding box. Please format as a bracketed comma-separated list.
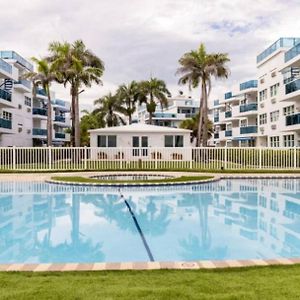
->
[132, 136, 148, 157]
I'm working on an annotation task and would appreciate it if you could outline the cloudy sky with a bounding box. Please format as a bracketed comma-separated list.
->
[2, 0, 300, 110]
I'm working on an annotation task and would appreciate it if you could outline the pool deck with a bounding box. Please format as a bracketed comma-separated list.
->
[0, 171, 299, 271]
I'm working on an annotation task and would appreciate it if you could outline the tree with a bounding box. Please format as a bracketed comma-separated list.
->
[94, 92, 126, 127]
[139, 78, 171, 125]
[25, 58, 57, 146]
[177, 44, 230, 146]
[180, 115, 214, 143]
[48, 40, 104, 146]
[116, 81, 140, 124]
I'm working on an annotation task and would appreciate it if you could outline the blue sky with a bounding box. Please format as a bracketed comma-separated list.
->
[1, 0, 299, 109]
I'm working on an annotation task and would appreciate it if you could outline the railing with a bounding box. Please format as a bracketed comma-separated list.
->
[285, 79, 300, 94]
[240, 103, 258, 113]
[225, 111, 232, 118]
[225, 92, 232, 99]
[14, 80, 31, 89]
[286, 113, 300, 126]
[54, 115, 65, 122]
[0, 118, 12, 129]
[0, 51, 33, 71]
[55, 132, 66, 139]
[33, 108, 47, 116]
[153, 113, 178, 119]
[214, 100, 219, 106]
[0, 147, 299, 171]
[239, 80, 258, 91]
[32, 128, 47, 136]
[37, 89, 47, 97]
[285, 42, 300, 62]
[0, 89, 12, 102]
[225, 130, 232, 137]
[240, 126, 258, 134]
[0, 58, 12, 74]
[52, 99, 66, 107]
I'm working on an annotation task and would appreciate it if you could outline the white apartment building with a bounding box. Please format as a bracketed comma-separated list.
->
[211, 37, 300, 147]
[137, 93, 200, 128]
[0, 51, 70, 147]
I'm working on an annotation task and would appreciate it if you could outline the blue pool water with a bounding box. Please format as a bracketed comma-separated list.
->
[0, 178, 299, 264]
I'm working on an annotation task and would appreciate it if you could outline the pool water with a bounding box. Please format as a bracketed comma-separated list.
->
[0, 178, 299, 264]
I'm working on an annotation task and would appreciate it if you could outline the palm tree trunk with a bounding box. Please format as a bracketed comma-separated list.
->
[128, 114, 132, 125]
[70, 89, 76, 147]
[196, 82, 205, 147]
[46, 85, 53, 146]
[202, 85, 208, 147]
[74, 93, 80, 147]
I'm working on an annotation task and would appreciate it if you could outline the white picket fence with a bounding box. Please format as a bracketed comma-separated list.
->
[0, 147, 299, 171]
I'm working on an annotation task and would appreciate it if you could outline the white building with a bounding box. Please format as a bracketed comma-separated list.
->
[0, 51, 70, 146]
[137, 93, 199, 128]
[211, 38, 300, 147]
[89, 123, 192, 160]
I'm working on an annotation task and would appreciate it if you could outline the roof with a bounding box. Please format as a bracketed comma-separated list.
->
[88, 123, 192, 134]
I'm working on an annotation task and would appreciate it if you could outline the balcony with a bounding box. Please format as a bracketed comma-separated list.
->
[32, 128, 47, 136]
[225, 111, 232, 118]
[225, 130, 232, 137]
[0, 89, 12, 102]
[240, 126, 258, 134]
[0, 51, 33, 71]
[33, 108, 47, 116]
[214, 133, 219, 139]
[54, 115, 65, 122]
[52, 99, 66, 107]
[55, 132, 66, 139]
[153, 113, 179, 119]
[37, 88, 47, 97]
[240, 103, 258, 113]
[14, 80, 31, 92]
[214, 99, 219, 106]
[225, 92, 232, 99]
[214, 116, 219, 122]
[239, 80, 258, 91]
[285, 79, 300, 94]
[0, 118, 12, 129]
[285, 42, 300, 62]
[286, 113, 300, 126]
[0, 59, 12, 75]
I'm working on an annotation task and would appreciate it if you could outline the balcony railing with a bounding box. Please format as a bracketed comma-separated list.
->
[285, 42, 300, 62]
[214, 133, 219, 139]
[286, 113, 300, 126]
[225, 92, 232, 99]
[54, 115, 65, 122]
[32, 128, 47, 136]
[0, 58, 12, 74]
[14, 80, 31, 89]
[55, 132, 66, 139]
[153, 113, 178, 118]
[239, 80, 258, 91]
[33, 108, 47, 116]
[240, 103, 258, 113]
[225, 130, 232, 137]
[225, 111, 232, 118]
[214, 116, 219, 122]
[52, 99, 66, 107]
[285, 79, 300, 94]
[0, 89, 12, 102]
[37, 88, 47, 97]
[0, 118, 12, 129]
[240, 126, 258, 134]
[0, 51, 33, 71]
[214, 99, 219, 106]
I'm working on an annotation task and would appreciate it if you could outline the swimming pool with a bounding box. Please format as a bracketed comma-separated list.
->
[0, 178, 299, 264]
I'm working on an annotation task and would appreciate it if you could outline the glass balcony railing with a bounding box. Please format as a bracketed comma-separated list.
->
[54, 115, 65, 122]
[32, 128, 47, 136]
[55, 132, 66, 139]
[14, 80, 31, 89]
[285, 42, 300, 62]
[285, 78, 300, 94]
[0, 51, 33, 71]
[214, 99, 219, 106]
[0, 58, 12, 74]
[240, 126, 258, 134]
[214, 116, 219, 122]
[257, 38, 300, 63]
[0, 89, 12, 102]
[225, 111, 232, 118]
[240, 103, 258, 113]
[0, 118, 12, 129]
[225, 92, 232, 99]
[286, 113, 300, 126]
[32, 108, 47, 116]
[37, 88, 47, 96]
[225, 130, 232, 137]
[239, 80, 258, 91]
[214, 133, 219, 139]
[153, 113, 178, 118]
[52, 99, 66, 107]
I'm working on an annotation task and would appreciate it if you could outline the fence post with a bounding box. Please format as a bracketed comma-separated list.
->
[259, 148, 262, 169]
[190, 148, 193, 169]
[84, 146, 87, 170]
[12, 146, 16, 171]
[48, 146, 52, 170]
[224, 148, 227, 170]
[294, 147, 297, 169]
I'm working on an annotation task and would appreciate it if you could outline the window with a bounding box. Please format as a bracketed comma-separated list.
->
[141, 136, 148, 147]
[97, 135, 117, 147]
[240, 119, 247, 127]
[270, 83, 279, 97]
[283, 105, 295, 116]
[270, 136, 280, 147]
[164, 135, 184, 147]
[2, 111, 12, 120]
[270, 110, 279, 122]
[259, 89, 267, 101]
[259, 113, 267, 125]
[284, 134, 295, 147]
[24, 96, 31, 107]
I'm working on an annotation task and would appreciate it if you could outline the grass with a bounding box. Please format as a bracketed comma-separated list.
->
[1, 265, 300, 299]
[51, 175, 215, 184]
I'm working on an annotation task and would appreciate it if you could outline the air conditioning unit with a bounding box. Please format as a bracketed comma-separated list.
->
[271, 98, 276, 104]
[271, 71, 276, 77]
[271, 124, 277, 130]
[260, 103, 265, 108]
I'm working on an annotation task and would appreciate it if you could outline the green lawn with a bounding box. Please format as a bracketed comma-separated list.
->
[1, 265, 300, 299]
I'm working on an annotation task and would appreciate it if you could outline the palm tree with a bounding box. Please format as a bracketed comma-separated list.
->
[48, 40, 104, 146]
[116, 81, 140, 124]
[94, 92, 126, 127]
[180, 115, 214, 143]
[177, 44, 230, 146]
[139, 78, 171, 125]
[25, 58, 57, 146]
